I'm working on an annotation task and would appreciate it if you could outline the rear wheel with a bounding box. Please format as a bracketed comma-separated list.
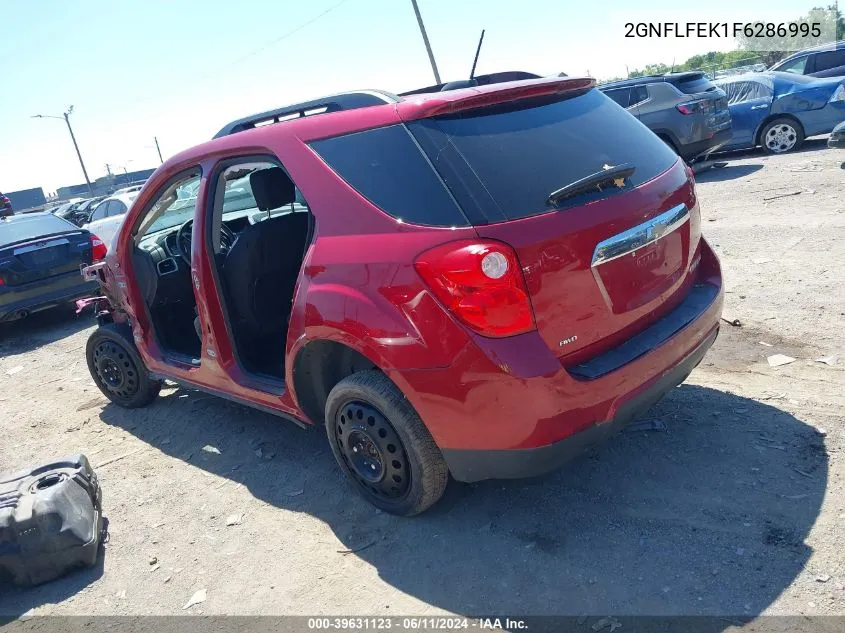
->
[325, 371, 448, 516]
[760, 118, 804, 154]
[86, 324, 161, 408]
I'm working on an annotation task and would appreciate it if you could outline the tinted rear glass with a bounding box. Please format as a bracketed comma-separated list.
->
[407, 89, 678, 222]
[673, 75, 716, 94]
[0, 214, 77, 248]
[310, 125, 468, 227]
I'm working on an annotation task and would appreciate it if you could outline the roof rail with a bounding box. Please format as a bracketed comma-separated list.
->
[213, 90, 399, 139]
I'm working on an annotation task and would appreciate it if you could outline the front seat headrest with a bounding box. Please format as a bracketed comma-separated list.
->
[249, 167, 295, 211]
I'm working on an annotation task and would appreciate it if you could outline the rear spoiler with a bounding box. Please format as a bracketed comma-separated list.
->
[399, 71, 544, 96]
[397, 76, 595, 120]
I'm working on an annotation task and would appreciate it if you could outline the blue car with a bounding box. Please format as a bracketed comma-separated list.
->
[714, 72, 845, 154]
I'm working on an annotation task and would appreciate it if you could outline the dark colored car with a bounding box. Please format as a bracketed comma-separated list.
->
[81, 76, 723, 515]
[770, 41, 845, 79]
[830, 120, 845, 148]
[715, 72, 845, 153]
[0, 213, 106, 322]
[599, 72, 732, 161]
[65, 196, 106, 226]
[0, 192, 13, 218]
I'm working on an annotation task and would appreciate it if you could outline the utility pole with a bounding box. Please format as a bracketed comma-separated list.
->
[410, 0, 441, 84]
[32, 106, 93, 196]
[154, 137, 164, 164]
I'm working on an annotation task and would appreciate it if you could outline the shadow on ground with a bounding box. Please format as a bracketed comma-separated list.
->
[2, 377, 823, 619]
[0, 305, 92, 358]
[694, 163, 763, 183]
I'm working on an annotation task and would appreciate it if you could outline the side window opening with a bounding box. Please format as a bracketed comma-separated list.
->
[630, 85, 649, 106]
[604, 87, 631, 108]
[208, 159, 312, 381]
[778, 55, 808, 74]
[814, 50, 845, 72]
[309, 124, 468, 227]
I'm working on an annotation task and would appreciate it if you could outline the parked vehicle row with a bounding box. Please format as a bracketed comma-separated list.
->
[83, 192, 138, 247]
[81, 75, 724, 516]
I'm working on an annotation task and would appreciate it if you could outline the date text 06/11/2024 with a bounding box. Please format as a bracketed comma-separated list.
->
[624, 22, 823, 38]
[306, 618, 528, 630]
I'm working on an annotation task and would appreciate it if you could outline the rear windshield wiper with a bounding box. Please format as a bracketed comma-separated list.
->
[546, 163, 636, 206]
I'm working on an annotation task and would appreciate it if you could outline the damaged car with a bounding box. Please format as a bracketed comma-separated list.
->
[715, 71, 845, 154]
[81, 76, 724, 515]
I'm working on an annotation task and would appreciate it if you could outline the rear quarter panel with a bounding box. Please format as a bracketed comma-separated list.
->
[276, 131, 475, 378]
[773, 80, 845, 136]
[636, 84, 713, 146]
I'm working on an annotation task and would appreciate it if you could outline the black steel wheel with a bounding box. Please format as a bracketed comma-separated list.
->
[86, 324, 161, 408]
[326, 371, 448, 516]
[334, 401, 411, 501]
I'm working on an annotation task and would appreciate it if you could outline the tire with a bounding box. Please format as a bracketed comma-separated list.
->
[86, 324, 161, 408]
[760, 118, 804, 154]
[325, 370, 448, 516]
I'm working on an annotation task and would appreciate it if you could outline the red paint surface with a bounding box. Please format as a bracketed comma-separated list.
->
[101, 79, 723, 453]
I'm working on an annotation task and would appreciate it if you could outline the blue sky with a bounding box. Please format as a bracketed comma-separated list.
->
[0, 0, 826, 194]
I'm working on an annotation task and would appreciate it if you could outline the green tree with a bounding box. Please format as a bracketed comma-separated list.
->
[736, 5, 841, 66]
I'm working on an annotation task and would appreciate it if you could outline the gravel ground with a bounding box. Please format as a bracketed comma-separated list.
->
[1, 139, 843, 619]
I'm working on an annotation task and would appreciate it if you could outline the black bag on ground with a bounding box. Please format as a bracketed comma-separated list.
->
[0, 454, 103, 586]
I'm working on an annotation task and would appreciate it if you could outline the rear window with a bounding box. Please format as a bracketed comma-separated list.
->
[406, 89, 678, 223]
[0, 214, 77, 248]
[310, 125, 468, 227]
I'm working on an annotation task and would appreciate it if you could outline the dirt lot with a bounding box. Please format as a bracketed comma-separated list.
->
[1, 140, 844, 619]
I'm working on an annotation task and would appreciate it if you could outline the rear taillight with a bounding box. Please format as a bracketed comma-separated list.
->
[829, 84, 845, 103]
[89, 234, 107, 262]
[414, 240, 536, 338]
[676, 99, 714, 115]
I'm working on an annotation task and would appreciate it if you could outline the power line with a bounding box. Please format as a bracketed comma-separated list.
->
[119, 0, 352, 113]
[227, 0, 352, 68]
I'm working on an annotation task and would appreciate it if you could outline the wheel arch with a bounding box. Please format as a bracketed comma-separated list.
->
[755, 114, 805, 147]
[653, 129, 681, 150]
[291, 337, 384, 426]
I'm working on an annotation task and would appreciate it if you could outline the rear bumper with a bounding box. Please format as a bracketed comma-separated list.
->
[0, 275, 98, 321]
[679, 127, 732, 161]
[442, 325, 717, 482]
[392, 240, 723, 482]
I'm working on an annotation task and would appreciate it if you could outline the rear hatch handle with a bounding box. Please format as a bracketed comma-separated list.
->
[546, 163, 636, 207]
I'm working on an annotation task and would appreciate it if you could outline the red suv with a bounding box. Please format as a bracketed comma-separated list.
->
[82, 76, 723, 515]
